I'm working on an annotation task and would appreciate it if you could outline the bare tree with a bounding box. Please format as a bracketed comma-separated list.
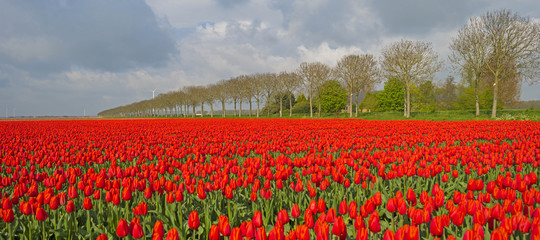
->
[298, 62, 331, 118]
[335, 54, 380, 117]
[381, 40, 442, 118]
[261, 73, 277, 117]
[481, 9, 539, 118]
[204, 84, 216, 117]
[225, 77, 242, 116]
[215, 80, 229, 117]
[251, 73, 265, 117]
[280, 71, 302, 116]
[449, 17, 490, 116]
[239, 75, 255, 117]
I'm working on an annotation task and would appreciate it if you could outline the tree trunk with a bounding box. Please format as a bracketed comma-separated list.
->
[309, 91, 313, 118]
[279, 95, 283, 118]
[318, 94, 321, 118]
[406, 86, 411, 118]
[184, 105, 188, 118]
[249, 99, 252, 117]
[257, 98, 260, 118]
[200, 102, 204, 117]
[239, 99, 243, 117]
[475, 82, 480, 116]
[403, 87, 407, 117]
[221, 100, 226, 118]
[491, 77, 499, 119]
[210, 102, 214, 117]
[289, 93, 293, 117]
[192, 105, 195, 118]
[349, 92, 353, 118]
[233, 99, 237, 116]
[355, 93, 359, 117]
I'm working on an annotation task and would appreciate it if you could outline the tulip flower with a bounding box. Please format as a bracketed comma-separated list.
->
[117, 219, 129, 238]
[368, 211, 381, 233]
[430, 216, 444, 236]
[230, 227, 242, 240]
[254, 210, 263, 228]
[131, 221, 144, 239]
[291, 204, 300, 218]
[219, 215, 231, 236]
[36, 207, 47, 221]
[256, 227, 267, 240]
[83, 197, 93, 210]
[357, 227, 368, 240]
[166, 228, 180, 240]
[153, 221, 164, 239]
[383, 229, 394, 240]
[96, 234, 108, 240]
[189, 211, 200, 229]
[209, 225, 220, 240]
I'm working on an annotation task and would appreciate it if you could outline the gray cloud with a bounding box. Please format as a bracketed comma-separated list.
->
[0, 0, 177, 75]
[1, 0, 539, 116]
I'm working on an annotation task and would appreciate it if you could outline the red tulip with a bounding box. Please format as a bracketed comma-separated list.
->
[256, 227, 268, 240]
[189, 211, 200, 229]
[230, 227, 242, 240]
[339, 200, 348, 215]
[317, 199, 326, 213]
[387, 197, 397, 213]
[356, 227, 368, 240]
[368, 211, 381, 233]
[406, 188, 417, 206]
[296, 225, 310, 240]
[117, 219, 129, 238]
[153, 221, 164, 239]
[3, 209, 14, 223]
[326, 208, 335, 223]
[349, 201, 358, 218]
[219, 215, 231, 236]
[291, 204, 300, 218]
[430, 216, 444, 236]
[254, 210, 263, 228]
[277, 209, 289, 224]
[36, 207, 47, 221]
[209, 225, 220, 240]
[66, 200, 75, 213]
[383, 229, 395, 240]
[83, 197, 93, 210]
[166, 228, 179, 240]
[131, 221, 144, 239]
[96, 234, 107, 240]
[332, 216, 346, 240]
[316, 221, 329, 240]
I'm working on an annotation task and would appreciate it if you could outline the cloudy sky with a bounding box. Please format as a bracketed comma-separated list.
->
[0, 0, 538, 116]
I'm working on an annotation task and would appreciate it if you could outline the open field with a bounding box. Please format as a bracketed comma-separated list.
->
[0, 119, 539, 239]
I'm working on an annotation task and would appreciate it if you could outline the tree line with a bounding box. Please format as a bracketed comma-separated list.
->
[99, 9, 539, 119]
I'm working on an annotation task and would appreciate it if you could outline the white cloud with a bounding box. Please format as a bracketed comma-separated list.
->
[297, 42, 364, 67]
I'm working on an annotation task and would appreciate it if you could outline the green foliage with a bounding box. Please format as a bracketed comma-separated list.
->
[359, 92, 379, 111]
[454, 86, 502, 110]
[291, 101, 313, 114]
[316, 80, 348, 115]
[262, 91, 297, 114]
[412, 81, 436, 112]
[296, 94, 308, 102]
[378, 77, 404, 112]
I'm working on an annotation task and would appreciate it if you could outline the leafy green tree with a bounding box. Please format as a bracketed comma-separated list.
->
[454, 86, 501, 110]
[359, 92, 379, 112]
[412, 81, 436, 111]
[378, 77, 404, 112]
[296, 94, 308, 102]
[316, 80, 347, 116]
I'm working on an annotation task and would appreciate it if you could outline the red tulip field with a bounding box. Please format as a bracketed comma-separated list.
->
[0, 119, 539, 240]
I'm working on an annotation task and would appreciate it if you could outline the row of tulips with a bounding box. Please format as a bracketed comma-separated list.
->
[0, 119, 539, 239]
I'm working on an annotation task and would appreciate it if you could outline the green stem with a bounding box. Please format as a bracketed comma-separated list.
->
[87, 210, 91, 238]
[8, 223, 12, 240]
[42, 220, 46, 240]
